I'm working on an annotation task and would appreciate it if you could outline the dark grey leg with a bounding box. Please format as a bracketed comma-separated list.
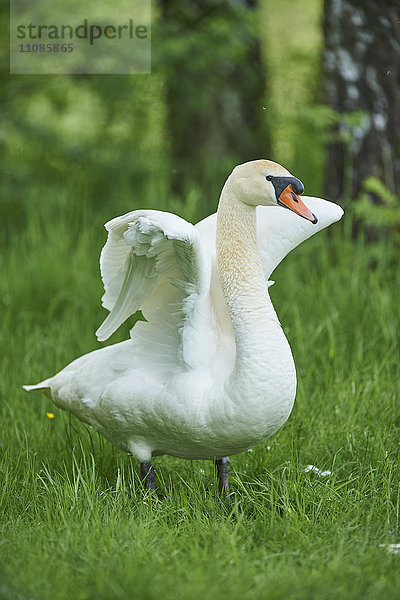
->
[140, 461, 156, 491]
[215, 457, 230, 493]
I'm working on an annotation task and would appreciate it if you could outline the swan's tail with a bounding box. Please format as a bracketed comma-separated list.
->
[23, 381, 51, 396]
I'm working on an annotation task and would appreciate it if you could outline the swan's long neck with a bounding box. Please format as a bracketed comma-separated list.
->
[216, 181, 295, 403]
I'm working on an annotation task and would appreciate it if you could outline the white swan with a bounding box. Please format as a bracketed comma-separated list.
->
[24, 160, 343, 492]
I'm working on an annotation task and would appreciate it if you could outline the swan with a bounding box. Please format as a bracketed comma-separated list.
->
[24, 160, 343, 493]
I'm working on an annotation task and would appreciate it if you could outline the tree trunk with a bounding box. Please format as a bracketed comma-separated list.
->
[157, 0, 269, 209]
[323, 0, 400, 203]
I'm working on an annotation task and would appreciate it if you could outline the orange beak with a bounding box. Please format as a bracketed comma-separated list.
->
[277, 184, 318, 224]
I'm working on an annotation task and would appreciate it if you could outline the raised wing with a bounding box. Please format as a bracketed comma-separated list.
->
[96, 210, 216, 371]
[196, 196, 344, 280]
[255, 196, 343, 279]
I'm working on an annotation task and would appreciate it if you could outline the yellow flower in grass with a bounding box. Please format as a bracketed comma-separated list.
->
[46, 412, 55, 419]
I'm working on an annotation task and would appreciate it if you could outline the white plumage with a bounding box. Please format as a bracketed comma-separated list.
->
[24, 160, 343, 489]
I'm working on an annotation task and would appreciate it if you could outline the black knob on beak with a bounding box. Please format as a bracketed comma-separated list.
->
[290, 177, 304, 195]
[270, 176, 304, 200]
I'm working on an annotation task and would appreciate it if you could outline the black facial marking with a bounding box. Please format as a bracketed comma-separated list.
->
[291, 178, 304, 195]
[271, 176, 304, 200]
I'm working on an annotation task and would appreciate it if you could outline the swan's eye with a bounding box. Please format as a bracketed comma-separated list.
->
[266, 175, 273, 181]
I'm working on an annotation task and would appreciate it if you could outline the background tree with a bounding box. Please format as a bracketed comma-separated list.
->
[157, 0, 269, 210]
[323, 0, 400, 204]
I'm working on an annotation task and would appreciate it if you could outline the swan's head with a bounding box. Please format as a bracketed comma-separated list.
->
[228, 159, 318, 224]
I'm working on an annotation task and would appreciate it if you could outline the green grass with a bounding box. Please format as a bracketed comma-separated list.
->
[1, 191, 400, 600]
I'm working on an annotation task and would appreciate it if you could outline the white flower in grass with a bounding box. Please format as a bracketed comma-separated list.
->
[304, 464, 331, 477]
[379, 543, 400, 555]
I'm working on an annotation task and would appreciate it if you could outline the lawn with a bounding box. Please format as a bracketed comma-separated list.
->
[1, 191, 399, 599]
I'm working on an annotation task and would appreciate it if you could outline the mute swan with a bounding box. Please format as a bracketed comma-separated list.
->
[24, 160, 343, 493]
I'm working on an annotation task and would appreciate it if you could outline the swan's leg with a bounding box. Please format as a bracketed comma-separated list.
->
[140, 461, 156, 491]
[215, 457, 230, 493]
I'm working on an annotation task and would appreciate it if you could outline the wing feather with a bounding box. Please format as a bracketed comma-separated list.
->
[196, 196, 344, 280]
[96, 210, 215, 371]
[96, 198, 343, 374]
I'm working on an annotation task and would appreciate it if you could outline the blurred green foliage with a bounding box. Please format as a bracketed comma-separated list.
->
[1, 75, 168, 228]
[1, 0, 331, 243]
[354, 177, 400, 242]
[262, 0, 327, 194]
[3, 0, 397, 240]
[155, 0, 268, 200]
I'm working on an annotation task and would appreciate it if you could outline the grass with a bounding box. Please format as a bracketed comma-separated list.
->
[1, 189, 400, 600]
